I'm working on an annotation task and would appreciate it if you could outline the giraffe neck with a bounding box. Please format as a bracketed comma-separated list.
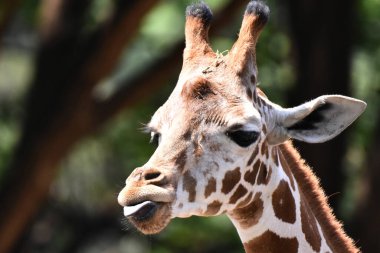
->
[226, 142, 358, 253]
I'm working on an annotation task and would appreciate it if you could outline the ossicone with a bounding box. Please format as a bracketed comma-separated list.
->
[184, 2, 214, 61]
[227, 0, 270, 79]
[186, 2, 213, 25]
[245, 0, 270, 29]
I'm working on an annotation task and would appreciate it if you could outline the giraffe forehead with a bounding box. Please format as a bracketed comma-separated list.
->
[149, 68, 262, 128]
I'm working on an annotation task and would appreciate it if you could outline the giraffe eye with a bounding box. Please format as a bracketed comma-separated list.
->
[150, 132, 161, 146]
[226, 130, 259, 147]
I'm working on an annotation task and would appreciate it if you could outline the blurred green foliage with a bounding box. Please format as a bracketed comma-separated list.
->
[0, 49, 32, 179]
[339, 0, 380, 220]
[0, 0, 379, 252]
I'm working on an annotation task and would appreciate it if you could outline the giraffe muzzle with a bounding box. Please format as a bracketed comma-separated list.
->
[118, 184, 175, 233]
[118, 167, 177, 233]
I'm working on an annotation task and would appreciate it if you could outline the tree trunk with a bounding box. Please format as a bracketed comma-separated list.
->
[0, 1, 160, 252]
[284, 0, 356, 214]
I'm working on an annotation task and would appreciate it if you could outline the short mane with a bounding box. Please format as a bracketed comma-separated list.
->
[279, 141, 359, 253]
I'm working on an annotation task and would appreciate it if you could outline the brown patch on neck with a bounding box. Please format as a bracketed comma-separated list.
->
[236, 192, 253, 209]
[260, 140, 268, 158]
[278, 149, 295, 190]
[244, 159, 261, 185]
[183, 171, 197, 202]
[229, 184, 248, 204]
[244, 159, 270, 185]
[256, 163, 271, 185]
[221, 167, 241, 194]
[243, 230, 298, 253]
[247, 146, 259, 166]
[279, 141, 359, 253]
[204, 177, 216, 198]
[205, 200, 222, 216]
[230, 192, 263, 229]
[272, 180, 296, 224]
[301, 193, 322, 252]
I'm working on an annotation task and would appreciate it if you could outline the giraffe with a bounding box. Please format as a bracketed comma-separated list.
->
[117, 1, 366, 252]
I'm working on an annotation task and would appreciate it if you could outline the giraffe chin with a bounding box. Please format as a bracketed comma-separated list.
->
[127, 202, 172, 235]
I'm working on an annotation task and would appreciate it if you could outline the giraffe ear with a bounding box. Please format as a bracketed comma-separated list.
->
[267, 95, 366, 145]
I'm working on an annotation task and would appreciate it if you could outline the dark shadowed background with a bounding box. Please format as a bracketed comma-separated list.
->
[0, 0, 379, 252]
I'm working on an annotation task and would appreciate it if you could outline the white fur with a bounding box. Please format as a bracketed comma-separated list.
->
[268, 95, 366, 144]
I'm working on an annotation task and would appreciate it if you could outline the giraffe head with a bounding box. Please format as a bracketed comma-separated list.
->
[117, 1, 366, 235]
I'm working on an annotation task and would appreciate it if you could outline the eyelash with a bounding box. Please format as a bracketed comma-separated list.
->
[226, 130, 259, 147]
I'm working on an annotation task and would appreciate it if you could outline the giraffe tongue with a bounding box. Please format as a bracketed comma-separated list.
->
[123, 201, 155, 217]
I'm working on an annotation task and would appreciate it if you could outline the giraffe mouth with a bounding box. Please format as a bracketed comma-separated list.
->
[118, 184, 175, 234]
[123, 201, 158, 221]
[124, 200, 172, 234]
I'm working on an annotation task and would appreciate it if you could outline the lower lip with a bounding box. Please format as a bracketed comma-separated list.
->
[130, 202, 158, 221]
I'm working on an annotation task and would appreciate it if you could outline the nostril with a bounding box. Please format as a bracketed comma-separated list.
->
[144, 171, 161, 181]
